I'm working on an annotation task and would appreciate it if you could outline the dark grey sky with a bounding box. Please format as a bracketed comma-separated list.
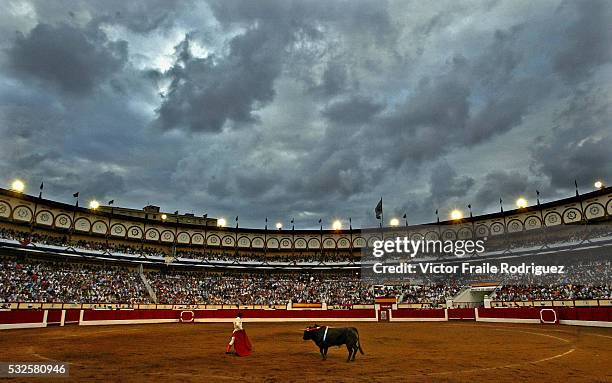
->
[0, 0, 610, 229]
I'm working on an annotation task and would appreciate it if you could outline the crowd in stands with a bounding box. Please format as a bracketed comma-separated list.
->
[148, 271, 377, 305]
[1, 254, 609, 306]
[0, 257, 150, 304]
[401, 284, 463, 305]
[176, 250, 357, 264]
[1, 223, 611, 307]
[491, 260, 611, 301]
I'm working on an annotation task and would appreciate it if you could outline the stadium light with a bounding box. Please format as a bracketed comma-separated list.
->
[389, 218, 400, 227]
[10, 179, 25, 193]
[594, 180, 604, 189]
[89, 200, 100, 210]
[161, 214, 167, 220]
[276, 222, 283, 230]
[332, 220, 342, 230]
[450, 209, 463, 220]
[515, 197, 528, 209]
[217, 218, 226, 227]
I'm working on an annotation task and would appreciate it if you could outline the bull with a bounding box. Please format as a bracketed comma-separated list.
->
[302, 324, 364, 362]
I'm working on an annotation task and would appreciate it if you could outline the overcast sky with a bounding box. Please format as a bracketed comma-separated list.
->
[0, 0, 610, 229]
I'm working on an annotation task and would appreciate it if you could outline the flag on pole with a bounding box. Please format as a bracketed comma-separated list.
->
[435, 209, 439, 223]
[108, 200, 114, 205]
[467, 204, 472, 218]
[73, 192, 79, 198]
[73, 192, 79, 207]
[349, 217, 352, 230]
[574, 180, 579, 197]
[536, 190, 540, 205]
[375, 198, 383, 219]
[39, 182, 44, 199]
[499, 198, 504, 213]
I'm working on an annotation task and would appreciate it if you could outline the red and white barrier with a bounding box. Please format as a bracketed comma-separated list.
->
[389, 308, 448, 322]
[1, 306, 610, 330]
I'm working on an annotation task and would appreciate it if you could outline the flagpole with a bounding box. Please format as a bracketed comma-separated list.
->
[435, 209, 441, 239]
[69, 193, 79, 246]
[30, 181, 43, 236]
[264, 218, 268, 258]
[173, 211, 179, 260]
[106, 200, 114, 250]
[203, 215, 208, 255]
[575, 180, 585, 223]
[291, 218, 295, 257]
[381, 206, 384, 241]
[141, 213, 148, 257]
[235, 216, 239, 257]
[536, 190, 548, 249]
[378, 197, 383, 241]
[536, 190, 544, 224]
[500, 198, 507, 234]
[349, 217, 353, 254]
[319, 219, 323, 258]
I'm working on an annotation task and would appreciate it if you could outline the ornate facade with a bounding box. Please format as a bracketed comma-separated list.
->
[0, 187, 610, 252]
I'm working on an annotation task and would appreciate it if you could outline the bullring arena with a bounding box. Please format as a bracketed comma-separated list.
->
[1, 186, 611, 382]
[2, 322, 611, 382]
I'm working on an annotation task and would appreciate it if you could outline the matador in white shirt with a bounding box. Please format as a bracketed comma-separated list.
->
[226, 312, 251, 356]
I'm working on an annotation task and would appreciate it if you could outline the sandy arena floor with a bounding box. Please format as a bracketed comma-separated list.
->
[1, 322, 611, 382]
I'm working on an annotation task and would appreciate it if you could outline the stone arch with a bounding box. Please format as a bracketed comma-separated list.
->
[145, 228, 161, 241]
[127, 226, 143, 240]
[12, 205, 33, 222]
[35, 210, 54, 226]
[160, 230, 175, 243]
[207, 234, 221, 246]
[74, 217, 92, 232]
[307, 238, 321, 249]
[54, 214, 72, 229]
[507, 219, 523, 233]
[91, 220, 108, 235]
[585, 202, 605, 219]
[562, 207, 582, 224]
[544, 211, 562, 226]
[110, 223, 127, 237]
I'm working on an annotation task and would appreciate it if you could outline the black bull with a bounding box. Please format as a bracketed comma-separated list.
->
[303, 325, 364, 361]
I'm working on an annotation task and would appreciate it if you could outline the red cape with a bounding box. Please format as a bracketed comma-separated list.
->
[233, 330, 252, 356]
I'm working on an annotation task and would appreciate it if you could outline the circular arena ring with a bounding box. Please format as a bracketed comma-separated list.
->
[1, 322, 610, 382]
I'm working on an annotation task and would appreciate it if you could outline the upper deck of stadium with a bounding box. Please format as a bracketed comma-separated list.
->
[0, 183, 610, 254]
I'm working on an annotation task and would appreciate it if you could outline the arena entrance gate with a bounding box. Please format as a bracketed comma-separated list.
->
[375, 297, 396, 322]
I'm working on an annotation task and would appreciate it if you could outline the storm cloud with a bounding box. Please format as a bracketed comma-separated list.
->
[0, 0, 610, 228]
